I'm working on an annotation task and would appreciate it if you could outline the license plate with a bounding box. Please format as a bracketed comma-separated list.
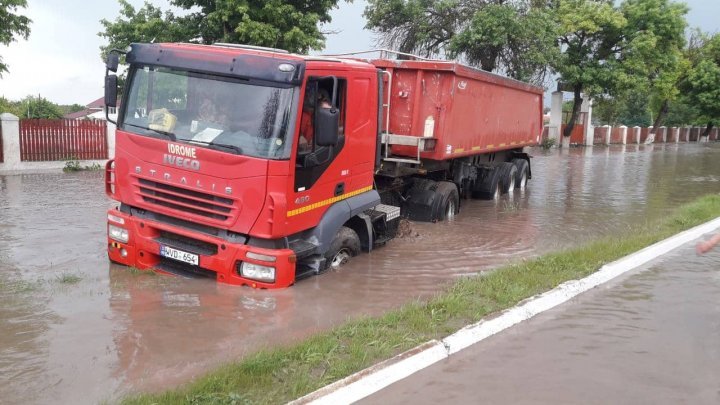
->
[159, 245, 199, 266]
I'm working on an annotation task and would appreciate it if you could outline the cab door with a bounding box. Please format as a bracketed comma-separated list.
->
[287, 74, 348, 220]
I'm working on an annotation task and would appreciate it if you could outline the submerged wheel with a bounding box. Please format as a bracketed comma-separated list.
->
[434, 181, 459, 221]
[512, 158, 529, 190]
[498, 162, 518, 194]
[472, 167, 502, 200]
[325, 226, 361, 270]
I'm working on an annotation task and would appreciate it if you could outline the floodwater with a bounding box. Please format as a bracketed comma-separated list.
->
[1, 144, 720, 404]
[362, 242, 720, 404]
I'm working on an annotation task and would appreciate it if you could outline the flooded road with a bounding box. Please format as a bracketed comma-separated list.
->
[361, 240, 720, 404]
[1, 144, 720, 404]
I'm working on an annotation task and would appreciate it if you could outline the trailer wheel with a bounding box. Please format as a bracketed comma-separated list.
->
[325, 226, 361, 270]
[512, 159, 529, 190]
[498, 162, 518, 194]
[472, 167, 502, 200]
[433, 181, 459, 221]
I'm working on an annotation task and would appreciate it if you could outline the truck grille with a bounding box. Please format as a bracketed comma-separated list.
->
[136, 178, 234, 222]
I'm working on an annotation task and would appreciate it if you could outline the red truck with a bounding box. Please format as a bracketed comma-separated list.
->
[104, 43, 542, 288]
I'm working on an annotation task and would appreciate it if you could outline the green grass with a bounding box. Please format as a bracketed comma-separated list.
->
[55, 272, 82, 284]
[121, 194, 720, 405]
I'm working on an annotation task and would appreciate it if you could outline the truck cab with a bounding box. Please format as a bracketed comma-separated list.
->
[105, 43, 398, 288]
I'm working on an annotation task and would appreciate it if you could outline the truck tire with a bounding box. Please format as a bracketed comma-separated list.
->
[498, 162, 517, 194]
[325, 226, 361, 270]
[472, 167, 502, 200]
[512, 158, 529, 190]
[433, 181, 459, 221]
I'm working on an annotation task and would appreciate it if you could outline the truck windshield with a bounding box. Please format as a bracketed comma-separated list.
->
[121, 65, 295, 159]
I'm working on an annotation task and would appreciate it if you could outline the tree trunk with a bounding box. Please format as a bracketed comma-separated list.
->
[563, 84, 583, 138]
[702, 121, 714, 138]
[650, 99, 669, 134]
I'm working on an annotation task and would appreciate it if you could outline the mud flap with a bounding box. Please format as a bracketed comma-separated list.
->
[404, 188, 439, 222]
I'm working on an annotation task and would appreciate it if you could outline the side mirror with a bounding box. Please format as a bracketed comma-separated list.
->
[105, 75, 118, 108]
[315, 107, 339, 146]
[106, 53, 119, 73]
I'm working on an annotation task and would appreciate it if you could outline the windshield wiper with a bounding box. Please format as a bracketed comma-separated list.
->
[188, 140, 243, 154]
[124, 123, 176, 141]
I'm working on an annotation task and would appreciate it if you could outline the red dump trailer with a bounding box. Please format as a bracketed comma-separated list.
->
[104, 44, 542, 288]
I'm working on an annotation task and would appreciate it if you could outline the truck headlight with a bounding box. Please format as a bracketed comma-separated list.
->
[108, 224, 129, 243]
[240, 262, 275, 283]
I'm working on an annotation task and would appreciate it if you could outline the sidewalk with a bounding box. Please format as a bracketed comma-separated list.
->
[360, 241, 720, 404]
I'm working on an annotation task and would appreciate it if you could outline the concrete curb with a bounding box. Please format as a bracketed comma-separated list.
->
[290, 216, 720, 405]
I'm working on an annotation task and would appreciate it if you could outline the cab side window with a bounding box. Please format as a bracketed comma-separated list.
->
[294, 77, 347, 191]
[298, 78, 346, 156]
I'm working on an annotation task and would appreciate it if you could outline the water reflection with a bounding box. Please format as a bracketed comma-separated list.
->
[1, 145, 720, 403]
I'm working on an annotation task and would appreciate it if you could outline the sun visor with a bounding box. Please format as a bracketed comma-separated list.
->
[125, 43, 305, 85]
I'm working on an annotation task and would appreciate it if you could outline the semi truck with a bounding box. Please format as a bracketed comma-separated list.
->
[104, 43, 543, 289]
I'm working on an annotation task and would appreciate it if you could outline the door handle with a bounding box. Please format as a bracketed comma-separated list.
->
[334, 182, 345, 196]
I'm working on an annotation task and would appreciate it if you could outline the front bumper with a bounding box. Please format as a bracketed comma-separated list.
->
[106, 209, 296, 288]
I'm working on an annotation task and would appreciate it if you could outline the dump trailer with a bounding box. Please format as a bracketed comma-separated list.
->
[104, 43, 542, 288]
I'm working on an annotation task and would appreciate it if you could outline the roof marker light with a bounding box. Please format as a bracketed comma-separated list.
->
[278, 63, 295, 73]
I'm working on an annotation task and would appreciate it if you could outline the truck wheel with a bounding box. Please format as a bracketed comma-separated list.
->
[498, 162, 517, 194]
[512, 158, 529, 190]
[472, 167, 502, 200]
[433, 181, 459, 221]
[325, 226, 361, 270]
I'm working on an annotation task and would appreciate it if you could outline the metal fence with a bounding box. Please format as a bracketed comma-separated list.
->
[19, 119, 108, 161]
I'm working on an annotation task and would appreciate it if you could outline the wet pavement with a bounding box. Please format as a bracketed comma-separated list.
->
[361, 240, 720, 404]
[1, 144, 720, 404]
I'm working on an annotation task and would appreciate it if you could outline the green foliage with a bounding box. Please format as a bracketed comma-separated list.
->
[0, 0, 31, 77]
[684, 34, 720, 127]
[18, 96, 63, 119]
[365, 0, 557, 83]
[448, 3, 557, 82]
[63, 159, 103, 172]
[540, 137, 556, 149]
[58, 103, 86, 115]
[0, 96, 22, 116]
[593, 92, 652, 127]
[99, 0, 342, 61]
[121, 193, 720, 405]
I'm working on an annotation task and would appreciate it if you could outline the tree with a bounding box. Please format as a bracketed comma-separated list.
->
[19, 96, 64, 119]
[364, 0, 557, 84]
[99, 0, 342, 60]
[684, 34, 720, 137]
[555, 0, 689, 141]
[448, 3, 557, 83]
[553, 0, 627, 139]
[618, 0, 688, 134]
[0, 0, 32, 77]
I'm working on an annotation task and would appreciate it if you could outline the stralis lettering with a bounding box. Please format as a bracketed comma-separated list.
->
[168, 143, 197, 158]
[163, 154, 201, 170]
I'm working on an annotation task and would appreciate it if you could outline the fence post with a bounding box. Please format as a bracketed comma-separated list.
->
[632, 126, 640, 144]
[604, 125, 612, 145]
[549, 91, 562, 146]
[671, 127, 679, 143]
[659, 126, 667, 143]
[107, 121, 116, 158]
[619, 126, 627, 144]
[0, 113, 21, 171]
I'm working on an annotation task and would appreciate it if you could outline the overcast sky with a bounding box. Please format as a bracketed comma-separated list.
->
[0, 0, 717, 105]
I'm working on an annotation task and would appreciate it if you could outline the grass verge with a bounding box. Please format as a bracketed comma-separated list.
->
[122, 194, 720, 405]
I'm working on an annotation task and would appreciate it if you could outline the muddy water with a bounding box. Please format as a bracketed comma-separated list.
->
[1, 144, 720, 404]
[361, 242, 720, 404]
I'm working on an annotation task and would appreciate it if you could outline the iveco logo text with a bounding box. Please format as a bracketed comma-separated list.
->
[164, 143, 200, 170]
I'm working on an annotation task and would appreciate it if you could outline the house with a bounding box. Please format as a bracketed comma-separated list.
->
[63, 97, 120, 120]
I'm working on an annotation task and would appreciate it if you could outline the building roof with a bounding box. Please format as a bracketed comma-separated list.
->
[86, 97, 106, 109]
[64, 109, 95, 119]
